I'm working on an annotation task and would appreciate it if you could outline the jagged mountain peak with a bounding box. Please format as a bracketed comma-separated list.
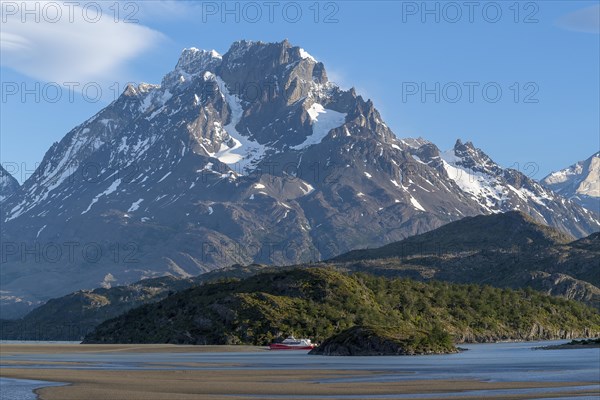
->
[175, 47, 222, 75]
[123, 82, 160, 97]
[451, 139, 501, 174]
[224, 39, 315, 63]
[218, 39, 328, 104]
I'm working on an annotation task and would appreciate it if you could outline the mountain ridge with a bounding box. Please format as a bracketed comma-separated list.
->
[331, 212, 600, 307]
[0, 165, 19, 202]
[1, 39, 598, 317]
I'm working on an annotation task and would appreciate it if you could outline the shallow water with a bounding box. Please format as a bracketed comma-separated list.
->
[1, 340, 599, 399]
[0, 378, 66, 400]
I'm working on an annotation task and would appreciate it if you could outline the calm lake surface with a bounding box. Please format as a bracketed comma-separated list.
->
[1, 340, 599, 399]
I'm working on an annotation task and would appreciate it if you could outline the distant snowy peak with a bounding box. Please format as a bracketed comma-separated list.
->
[542, 152, 600, 213]
[0, 166, 19, 202]
[429, 140, 600, 236]
[543, 152, 600, 197]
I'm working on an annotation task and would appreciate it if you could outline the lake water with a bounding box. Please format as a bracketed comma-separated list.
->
[1, 340, 599, 399]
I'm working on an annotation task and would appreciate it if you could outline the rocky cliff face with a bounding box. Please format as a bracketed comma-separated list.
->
[2, 40, 598, 317]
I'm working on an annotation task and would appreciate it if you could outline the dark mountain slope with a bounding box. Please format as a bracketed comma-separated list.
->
[332, 212, 600, 307]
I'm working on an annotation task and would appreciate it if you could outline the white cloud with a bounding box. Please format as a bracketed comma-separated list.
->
[557, 5, 600, 34]
[0, 1, 166, 84]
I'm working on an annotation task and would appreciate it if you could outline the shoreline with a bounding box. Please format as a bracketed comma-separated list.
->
[0, 369, 595, 400]
[534, 338, 600, 350]
[1, 342, 599, 399]
[0, 343, 267, 355]
[0, 377, 67, 400]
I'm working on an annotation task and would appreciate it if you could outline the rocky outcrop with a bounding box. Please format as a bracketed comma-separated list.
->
[309, 326, 457, 356]
[539, 338, 600, 350]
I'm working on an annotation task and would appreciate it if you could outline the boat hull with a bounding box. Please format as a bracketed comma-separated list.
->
[269, 344, 315, 350]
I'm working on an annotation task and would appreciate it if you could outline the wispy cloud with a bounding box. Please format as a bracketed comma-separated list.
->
[557, 4, 600, 34]
[0, 1, 166, 84]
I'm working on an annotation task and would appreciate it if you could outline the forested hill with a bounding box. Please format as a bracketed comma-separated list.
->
[84, 268, 600, 345]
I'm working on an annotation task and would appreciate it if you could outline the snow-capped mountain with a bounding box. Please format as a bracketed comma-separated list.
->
[411, 140, 600, 237]
[1, 40, 598, 317]
[542, 152, 599, 214]
[0, 166, 19, 203]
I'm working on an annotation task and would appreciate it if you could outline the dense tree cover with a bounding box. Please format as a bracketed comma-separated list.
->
[85, 268, 600, 345]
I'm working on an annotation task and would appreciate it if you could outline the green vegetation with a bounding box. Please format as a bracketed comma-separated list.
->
[84, 268, 600, 345]
[0, 264, 274, 341]
[309, 325, 456, 355]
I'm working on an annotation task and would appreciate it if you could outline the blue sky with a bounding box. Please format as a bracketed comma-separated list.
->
[1, 1, 599, 183]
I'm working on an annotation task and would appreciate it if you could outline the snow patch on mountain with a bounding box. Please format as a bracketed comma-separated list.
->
[440, 150, 505, 212]
[292, 103, 346, 150]
[82, 178, 122, 214]
[299, 48, 316, 62]
[4, 122, 107, 220]
[300, 181, 315, 195]
[128, 199, 144, 212]
[210, 77, 268, 173]
[36, 225, 47, 238]
[410, 197, 426, 212]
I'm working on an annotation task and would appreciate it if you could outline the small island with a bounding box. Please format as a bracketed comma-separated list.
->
[309, 325, 458, 356]
[538, 338, 600, 350]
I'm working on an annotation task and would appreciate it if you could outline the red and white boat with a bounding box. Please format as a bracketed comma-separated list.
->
[269, 336, 316, 350]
